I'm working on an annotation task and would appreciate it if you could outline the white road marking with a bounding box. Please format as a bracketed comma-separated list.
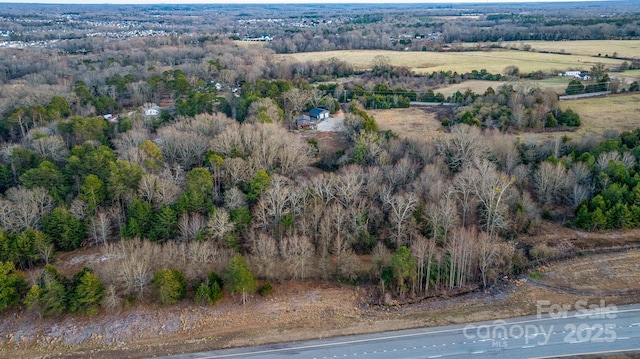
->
[522, 345, 535, 348]
[195, 307, 640, 358]
[618, 337, 630, 340]
[472, 350, 485, 354]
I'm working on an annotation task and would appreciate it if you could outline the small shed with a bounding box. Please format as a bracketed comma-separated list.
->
[310, 108, 330, 121]
[296, 115, 315, 130]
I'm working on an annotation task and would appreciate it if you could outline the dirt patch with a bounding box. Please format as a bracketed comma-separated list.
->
[533, 249, 640, 292]
[518, 221, 640, 250]
[365, 107, 443, 141]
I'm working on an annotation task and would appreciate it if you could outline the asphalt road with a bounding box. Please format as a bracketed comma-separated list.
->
[156, 303, 640, 359]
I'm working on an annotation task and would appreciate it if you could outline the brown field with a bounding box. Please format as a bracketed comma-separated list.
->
[536, 249, 640, 292]
[365, 107, 442, 141]
[434, 80, 507, 97]
[433, 79, 571, 97]
[277, 49, 626, 74]
[232, 40, 267, 48]
[617, 69, 640, 83]
[363, 93, 640, 142]
[561, 93, 640, 137]
[499, 40, 640, 59]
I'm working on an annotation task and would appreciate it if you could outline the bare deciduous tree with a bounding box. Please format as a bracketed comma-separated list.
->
[447, 226, 475, 289]
[3, 187, 54, 231]
[157, 126, 208, 170]
[223, 186, 248, 210]
[179, 212, 206, 241]
[29, 135, 69, 165]
[212, 123, 313, 177]
[206, 209, 235, 244]
[411, 235, 436, 294]
[89, 208, 113, 246]
[249, 232, 279, 281]
[283, 88, 311, 130]
[534, 161, 572, 205]
[596, 151, 620, 170]
[475, 230, 499, 288]
[453, 169, 477, 227]
[334, 165, 364, 207]
[383, 189, 418, 247]
[435, 124, 487, 172]
[384, 156, 418, 190]
[280, 234, 315, 280]
[253, 175, 292, 236]
[467, 159, 515, 238]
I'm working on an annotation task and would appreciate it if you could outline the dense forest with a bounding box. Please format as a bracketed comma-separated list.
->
[2, 2, 640, 317]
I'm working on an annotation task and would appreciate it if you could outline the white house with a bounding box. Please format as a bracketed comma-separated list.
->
[562, 71, 582, 77]
[144, 105, 161, 117]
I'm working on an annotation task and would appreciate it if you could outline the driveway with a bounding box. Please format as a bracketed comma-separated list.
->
[316, 111, 345, 132]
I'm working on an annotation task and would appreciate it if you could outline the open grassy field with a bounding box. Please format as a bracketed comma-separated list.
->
[560, 93, 640, 137]
[499, 40, 640, 59]
[277, 49, 627, 74]
[434, 79, 571, 97]
[365, 107, 442, 141]
[362, 93, 640, 143]
[617, 69, 640, 83]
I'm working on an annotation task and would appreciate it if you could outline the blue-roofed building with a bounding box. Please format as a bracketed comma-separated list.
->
[309, 108, 330, 121]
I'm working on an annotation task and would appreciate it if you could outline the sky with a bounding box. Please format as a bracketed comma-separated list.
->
[0, 0, 604, 3]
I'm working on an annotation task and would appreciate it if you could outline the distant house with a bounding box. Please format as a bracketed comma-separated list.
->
[242, 34, 273, 42]
[310, 108, 330, 121]
[561, 71, 582, 77]
[103, 114, 119, 123]
[144, 105, 161, 117]
[575, 73, 592, 81]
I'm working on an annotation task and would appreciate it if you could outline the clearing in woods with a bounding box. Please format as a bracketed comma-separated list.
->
[366, 107, 443, 141]
[277, 48, 626, 74]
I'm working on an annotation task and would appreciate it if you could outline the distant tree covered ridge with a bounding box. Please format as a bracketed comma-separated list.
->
[2, 2, 640, 314]
[1, 2, 639, 54]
